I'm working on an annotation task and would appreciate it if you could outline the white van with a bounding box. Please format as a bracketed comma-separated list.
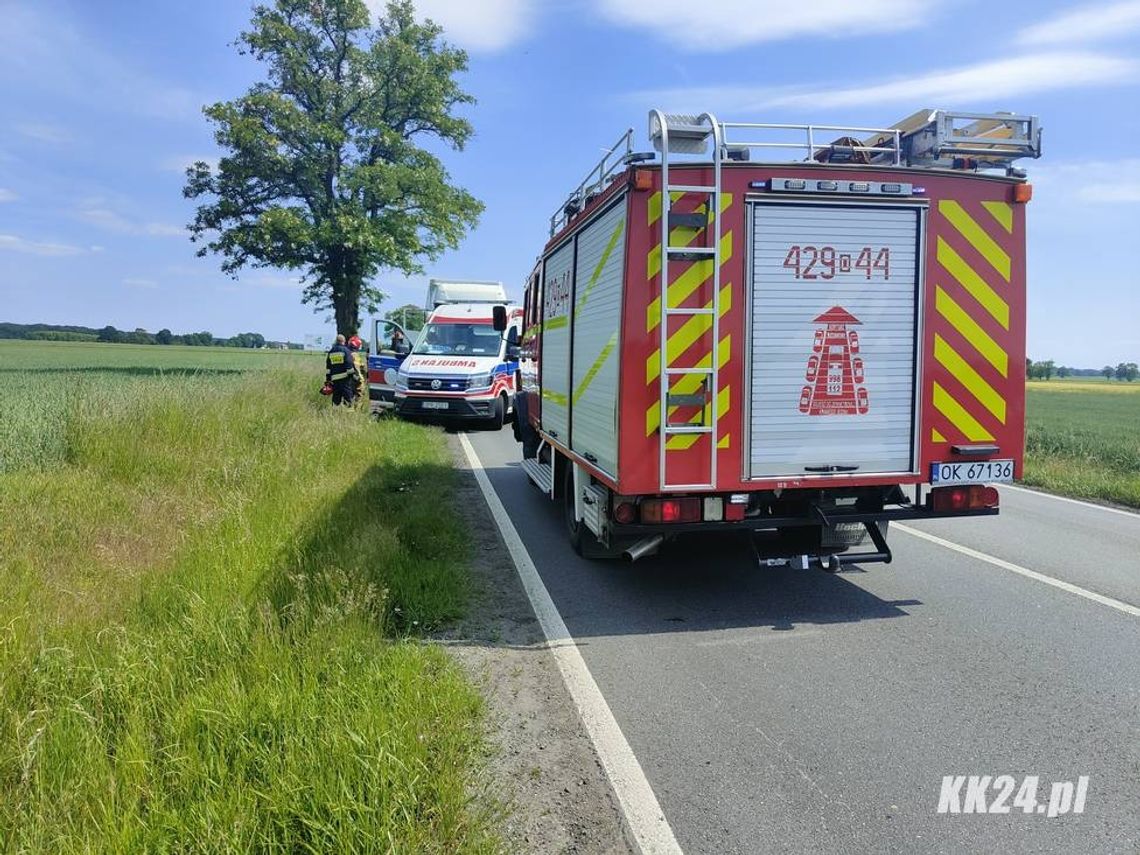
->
[393, 280, 522, 427]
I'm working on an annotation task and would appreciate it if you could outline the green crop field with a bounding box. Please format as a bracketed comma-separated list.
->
[0, 341, 323, 474]
[1024, 379, 1140, 508]
[0, 341, 501, 852]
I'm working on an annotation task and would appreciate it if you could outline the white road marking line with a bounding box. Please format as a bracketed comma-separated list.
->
[458, 433, 683, 855]
[896, 523, 1140, 618]
[1001, 483, 1139, 520]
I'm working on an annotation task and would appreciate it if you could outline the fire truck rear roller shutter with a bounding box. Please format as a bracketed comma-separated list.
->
[747, 202, 923, 478]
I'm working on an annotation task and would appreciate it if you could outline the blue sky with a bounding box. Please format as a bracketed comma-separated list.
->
[1, 0, 1138, 365]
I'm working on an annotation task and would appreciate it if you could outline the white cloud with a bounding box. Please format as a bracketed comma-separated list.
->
[14, 122, 71, 144]
[1032, 159, 1140, 204]
[369, 0, 536, 51]
[0, 6, 208, 122]
[1018, 0, 1140, 45]
[76, 205, 184, 238]
[0, 234, 86, 256]
[595, 0, 928, 50]
[638, 51, 1139, 113]
[0, 188, 17, 202]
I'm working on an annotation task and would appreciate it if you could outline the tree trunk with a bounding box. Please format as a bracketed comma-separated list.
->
[332, 276, 362, 336]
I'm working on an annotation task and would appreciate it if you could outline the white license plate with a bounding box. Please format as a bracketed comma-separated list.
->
[421, 400, 450, 410]
[931, 459, 1014, 485]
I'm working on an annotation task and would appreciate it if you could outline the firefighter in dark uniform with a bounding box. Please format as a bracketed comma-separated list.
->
[325, 334, 361, 407]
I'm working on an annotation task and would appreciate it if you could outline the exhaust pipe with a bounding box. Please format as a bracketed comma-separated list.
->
[622, 534, 664, 563]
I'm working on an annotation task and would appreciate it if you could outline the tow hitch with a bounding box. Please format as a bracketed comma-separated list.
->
[755, 521, 893, 572]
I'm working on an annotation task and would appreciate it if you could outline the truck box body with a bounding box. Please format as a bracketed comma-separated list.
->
[514, 110, 1036, 561]
[523, 164, 1025, 495]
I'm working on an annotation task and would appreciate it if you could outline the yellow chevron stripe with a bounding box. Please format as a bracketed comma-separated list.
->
[933, 334, 1006, 423]
[932, 383, 994, 442]
[666, 386, 730, 450]
[932, 429, 947, 443]
[572, 332, 617, 405]
[717, 433, 730, 450]
[647, 230, 733, 332]
[981, 201, 1013, 234]
[937, 237, 1009, 330]
[647, 194, 733, 281]
[647, 191, 684, 227]
[543, 388, 568, 406]
[575, 219, 624, 316]
[645, 336, 730, 435]
[939, 199, 1011, 281]
[648, 190, 731, 228]
[935, 287, 1008, 377]
[645, 283, 732, 384]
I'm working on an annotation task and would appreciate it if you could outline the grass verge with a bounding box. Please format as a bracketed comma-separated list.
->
[0, 368, 501, 852]
[1023, 380, 1140, 508]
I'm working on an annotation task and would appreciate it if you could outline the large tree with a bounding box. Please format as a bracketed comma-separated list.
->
[184, 0, 482, 335]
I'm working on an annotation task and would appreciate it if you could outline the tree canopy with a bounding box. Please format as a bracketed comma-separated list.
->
[184, 0, 482, 335]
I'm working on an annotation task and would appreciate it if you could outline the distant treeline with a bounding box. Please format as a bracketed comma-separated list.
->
[0, 322, 303, 350]
[1027, 359, 1138, 381]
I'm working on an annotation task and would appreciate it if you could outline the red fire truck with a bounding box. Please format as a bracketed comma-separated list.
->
[502, 109, 1039, 565]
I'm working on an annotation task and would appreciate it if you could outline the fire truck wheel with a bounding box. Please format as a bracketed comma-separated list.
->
[563, 467, 586, 554]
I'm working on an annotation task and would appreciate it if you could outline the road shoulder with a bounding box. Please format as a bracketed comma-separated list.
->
[438, 434, 634, 854]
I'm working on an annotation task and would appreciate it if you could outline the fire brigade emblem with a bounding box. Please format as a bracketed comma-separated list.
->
[799, 306, 869, 416]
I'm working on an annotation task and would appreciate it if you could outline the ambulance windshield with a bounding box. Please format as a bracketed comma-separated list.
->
[413, 322, 502, 357]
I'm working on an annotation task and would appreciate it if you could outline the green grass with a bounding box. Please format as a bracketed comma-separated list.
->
[0, 341, 501, 853]
[1024, 379, 1140, 508]
[0, 341, 321, 473]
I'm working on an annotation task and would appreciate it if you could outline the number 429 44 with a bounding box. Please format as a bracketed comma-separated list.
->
[783, 245, 890, 280]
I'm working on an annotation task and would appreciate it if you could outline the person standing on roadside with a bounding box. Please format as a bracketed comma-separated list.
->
[325, 334, 361, 407]
[347, 333, 367, 410]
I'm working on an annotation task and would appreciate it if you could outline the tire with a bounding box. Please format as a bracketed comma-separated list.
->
[485, 394, 506, 429]
[563, 465, 586, 556]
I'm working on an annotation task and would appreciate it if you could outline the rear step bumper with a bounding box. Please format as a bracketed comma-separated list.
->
[610, 503, 997, 537]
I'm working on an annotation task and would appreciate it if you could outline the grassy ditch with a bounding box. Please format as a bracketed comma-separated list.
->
[0, 354, 501, 852]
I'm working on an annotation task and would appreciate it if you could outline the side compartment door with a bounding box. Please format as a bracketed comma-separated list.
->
[541, 240, 574, 442]
[570, 200, 626, 476]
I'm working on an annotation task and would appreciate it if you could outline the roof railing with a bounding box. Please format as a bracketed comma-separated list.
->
[720, 121, 902, 165]
[549, 128, 636, 237]
[548, 109, 1041, 236]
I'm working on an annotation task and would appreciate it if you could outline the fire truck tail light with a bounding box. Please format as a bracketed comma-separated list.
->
[613, 501, 637, 525]
[931, 485, 1000, 513]
[1013, 183, 1033, 203]
[725, 494, 748, 521]
[640, 498, 701, 524]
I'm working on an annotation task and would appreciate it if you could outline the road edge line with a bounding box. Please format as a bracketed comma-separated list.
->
[457, 433, 684, 855]
[895, 523, 1140, 618]
[1001, 483, 1139, 520]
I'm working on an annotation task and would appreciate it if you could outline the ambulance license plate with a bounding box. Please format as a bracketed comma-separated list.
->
[930, 459, 1014, 485]
[421, 400, 449, 410]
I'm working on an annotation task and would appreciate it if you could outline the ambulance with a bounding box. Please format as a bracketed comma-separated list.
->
[504, 108, 1039, 564]
[394, 280, 522, 427]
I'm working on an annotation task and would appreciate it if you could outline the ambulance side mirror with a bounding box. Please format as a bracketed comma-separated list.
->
[492, 305, 507, 332]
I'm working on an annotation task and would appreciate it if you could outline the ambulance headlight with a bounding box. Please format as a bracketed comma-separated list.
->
[394, 370, 408, 391]
[467, 372, 494, 390]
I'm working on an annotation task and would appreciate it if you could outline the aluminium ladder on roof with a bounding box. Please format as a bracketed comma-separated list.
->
[648, 111, 724, 491]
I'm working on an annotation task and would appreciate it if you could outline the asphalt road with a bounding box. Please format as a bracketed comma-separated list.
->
[464, 427, 1140, 855]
